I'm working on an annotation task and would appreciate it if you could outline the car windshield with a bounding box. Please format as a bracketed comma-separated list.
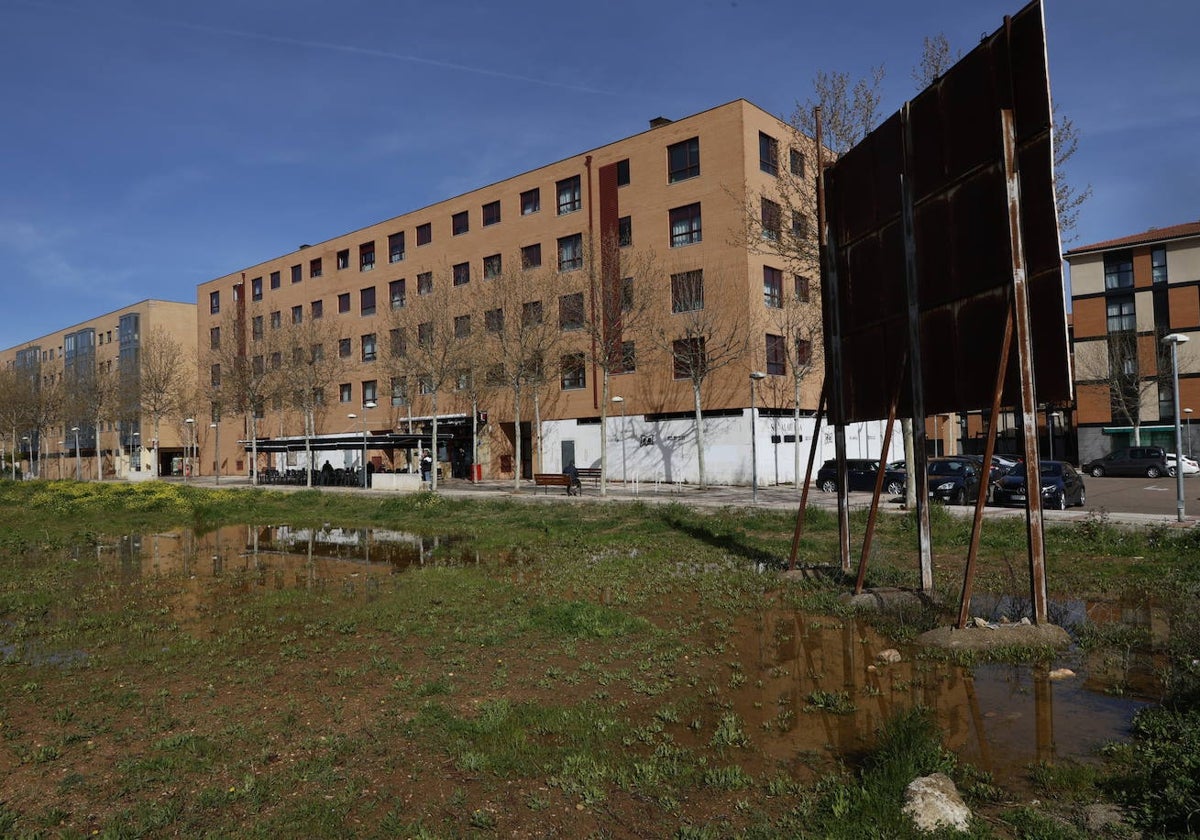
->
[1008, 462, 1063, 478]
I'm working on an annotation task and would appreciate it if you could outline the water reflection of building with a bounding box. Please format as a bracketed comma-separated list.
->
[729, 609, 1151, 786]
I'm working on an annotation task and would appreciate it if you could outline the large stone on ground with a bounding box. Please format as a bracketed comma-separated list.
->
[917, 622, 1071, 651]
[902, 772, 971, 833]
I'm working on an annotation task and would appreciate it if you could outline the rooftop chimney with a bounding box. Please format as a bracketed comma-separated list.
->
[649, 116, 672, 129]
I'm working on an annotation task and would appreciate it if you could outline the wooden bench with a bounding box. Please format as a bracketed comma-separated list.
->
[575, 467, 601, 487]
[533, 473, 575, 495]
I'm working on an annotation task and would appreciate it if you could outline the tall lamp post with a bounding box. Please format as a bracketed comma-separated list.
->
[348, 401, 376, 488]
[21, 435, 31, 478]
[210, 422, 220, 484]
[71, 426, 81, 480]
[611, 396, 627, 485]
[750, 371, 766, 502]
[184, 419, 195, 483]
[1162, 333, 1189, 523]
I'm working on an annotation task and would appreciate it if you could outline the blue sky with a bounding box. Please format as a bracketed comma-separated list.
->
[2, 0, 1197, 350]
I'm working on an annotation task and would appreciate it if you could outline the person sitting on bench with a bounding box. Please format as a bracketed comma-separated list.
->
[564, 461, 582, 496]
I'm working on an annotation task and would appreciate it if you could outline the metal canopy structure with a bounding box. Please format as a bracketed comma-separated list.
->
[243, 432, 455, 454]
[804, 0, 1069, 626]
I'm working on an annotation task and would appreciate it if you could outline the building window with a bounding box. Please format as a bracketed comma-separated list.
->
[391, 376, 408, 407]
[558, 233, 583, 271]
[796, 337, 812, 365]
[672, 337, 706, 379]
[416, 223, 432, 246]
[251, 277, 263, 301]
[390, 328, 407, 357]
[417, 271, 433, 295]
[417, 322, 433, 347]
[454, 314, 471, 338]
[361, 334, 377, 362]
[761, 198, 781, 241]
[616, 340, 636, 373]
[360, 242, 375, 271]
[389, 279, 406, 309]
[418, 375, 433, 395]
[453, 262, 470, 286]
[310, 257, 322, 277]
[362, 380, 378, 405]
[560, 352, 586, 390]
[338, 293, 350, 314]
[667, 137, 700, 182]
[671, 270, 704, 313]
[360, 286, 376, 316]
[339, 338, 352, 358]
[790, 147, 806, 177]
[792, 213, 810, 239]
[388, 231, 405, 263]
[452, 210, 469, 236]
[311, 299, 323, 319]
[616, 158, 630, 186]
[766, 333, 786, 375]
[270, 270, 281, 289]
[522, 300, 543, 326]
[337, 250, 350, 270]
[482, 200, 501, 226]
[270, 310, 281, 330]
[485, 364, 505, 386]
[270, 351, 282, 370]
[1106, 296, 1135, 332]
[252, 355, 264, 375]
[556, 176, 581, 215]
[559, 293, 585, 331]
[618, 215, 632, 247]
[209, 327, 221, 350]
[485, 308, 504, 333]
[794, 275, 811, 302]
[759, 132, 779, 175]
[1104, 250, 1133, 290]
[522, 243, 542, 269]
[291, 264, 302, 283]
[764, 266, 783, 308]
[483, 253, 502, 279]
[521, 188, 540, 215]
[209, 290, 220, 314]
[340, 383, 352, 403]
[1152, 246, 1168, 284]
[621, 276, 634, 312]
[210, 364, 221, 387]
[669, 203, 702, 247]
[291, 305, 303, 325]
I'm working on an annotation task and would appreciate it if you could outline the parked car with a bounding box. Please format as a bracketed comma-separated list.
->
[927, 457, 981, 505]
[1082, 446, 1169, 478]
[1166, 453, 1200, 476]
[815, 459, 906, 496]
[992, 460, 1086, 509]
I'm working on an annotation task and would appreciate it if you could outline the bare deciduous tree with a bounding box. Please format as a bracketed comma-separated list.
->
[281, 316, 351, 486]
[1074, 331, 1168, 447]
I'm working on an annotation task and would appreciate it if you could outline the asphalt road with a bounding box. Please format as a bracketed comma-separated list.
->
[1057, 474, 1200, 517]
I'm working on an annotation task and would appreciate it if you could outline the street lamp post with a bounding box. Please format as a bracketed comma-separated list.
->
[21, 435, 31, 478]
[750, 371, 766, 503]
[210, 422, 220, 484]
[349, 401, 376, 488]
[71, 426, 81, 480]
[1162, 333, 1189, 523]
[611, 396, 627, 485]
[184, 419, 195, 483]
[58, 441, 65, 479]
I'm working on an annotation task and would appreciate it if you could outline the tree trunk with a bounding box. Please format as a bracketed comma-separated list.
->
[693, 384, 706, 488]
[430, 390, 440, 492]
[511, 383, 522, 493]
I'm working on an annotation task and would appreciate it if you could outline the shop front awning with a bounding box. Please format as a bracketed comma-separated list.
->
[1101, 425, 1175, 435]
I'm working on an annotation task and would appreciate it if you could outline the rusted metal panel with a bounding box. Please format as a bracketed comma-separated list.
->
[821, 0, 1069, 424]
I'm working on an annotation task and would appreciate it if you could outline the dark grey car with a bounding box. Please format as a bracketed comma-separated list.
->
[1082, 446, 1170, 478]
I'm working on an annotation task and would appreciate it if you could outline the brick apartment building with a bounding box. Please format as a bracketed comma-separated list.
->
[1067, 220, 1200, 462]
[0, 300, 197, 479]
[197, 99, 895, 485]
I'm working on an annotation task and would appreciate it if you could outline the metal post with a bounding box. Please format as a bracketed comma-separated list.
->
[210, 422, 220, 484]
[184, 419, 194, 483]
[750, 372, 766, 502]
[71, 426, 81, 480]
[1163, 334, 1189, 522]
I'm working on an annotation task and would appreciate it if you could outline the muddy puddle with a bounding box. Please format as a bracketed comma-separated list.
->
[94, 525, 1162, 787]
